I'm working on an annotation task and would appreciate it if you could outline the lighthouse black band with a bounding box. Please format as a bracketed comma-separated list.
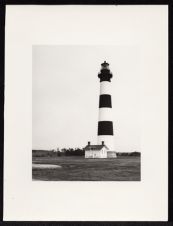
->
[99, 94, 112, 108]
[98, 121, 113, 135]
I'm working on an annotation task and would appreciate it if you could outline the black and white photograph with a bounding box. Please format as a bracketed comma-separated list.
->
[4, 5, 168, 221]
[32, 45, 141, 181]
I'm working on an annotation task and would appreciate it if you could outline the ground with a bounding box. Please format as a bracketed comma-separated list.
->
[32, 156, 140, 181]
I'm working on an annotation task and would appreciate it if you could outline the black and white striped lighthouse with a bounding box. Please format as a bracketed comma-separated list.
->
[97, 61, 117, 158]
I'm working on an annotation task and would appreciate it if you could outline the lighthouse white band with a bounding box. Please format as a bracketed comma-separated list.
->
[98, 108, 113, 121]
[97, 135, 115, 151]
[100, 81, 112, 95]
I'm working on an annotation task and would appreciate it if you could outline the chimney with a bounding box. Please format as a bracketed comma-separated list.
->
[102, 141, 104, 145]
[88, 141, 91, 145]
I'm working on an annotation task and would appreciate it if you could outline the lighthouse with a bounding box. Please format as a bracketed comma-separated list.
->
[84, 61, 117, 158]
[97, 61, 117, 158]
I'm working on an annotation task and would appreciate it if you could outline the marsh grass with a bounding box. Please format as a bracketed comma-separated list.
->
[32, 156, 140, 181]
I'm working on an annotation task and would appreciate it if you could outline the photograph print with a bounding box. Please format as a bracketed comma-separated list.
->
[32, 45, 141, 181]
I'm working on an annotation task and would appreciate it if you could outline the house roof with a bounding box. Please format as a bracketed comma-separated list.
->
[84, 144, 109, 151]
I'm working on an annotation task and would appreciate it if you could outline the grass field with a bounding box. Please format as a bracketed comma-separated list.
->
[32, 156, 140, 181]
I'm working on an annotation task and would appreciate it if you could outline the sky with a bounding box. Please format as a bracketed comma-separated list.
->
[32, 45, 140, 152]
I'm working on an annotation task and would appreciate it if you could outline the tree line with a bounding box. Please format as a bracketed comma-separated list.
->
[32, 149, 140, 157]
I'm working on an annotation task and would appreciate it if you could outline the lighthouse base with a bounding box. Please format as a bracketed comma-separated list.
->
[107, 151, 117, 158]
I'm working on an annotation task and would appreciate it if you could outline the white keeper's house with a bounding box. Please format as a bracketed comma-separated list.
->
[84, 141, 109, 158]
